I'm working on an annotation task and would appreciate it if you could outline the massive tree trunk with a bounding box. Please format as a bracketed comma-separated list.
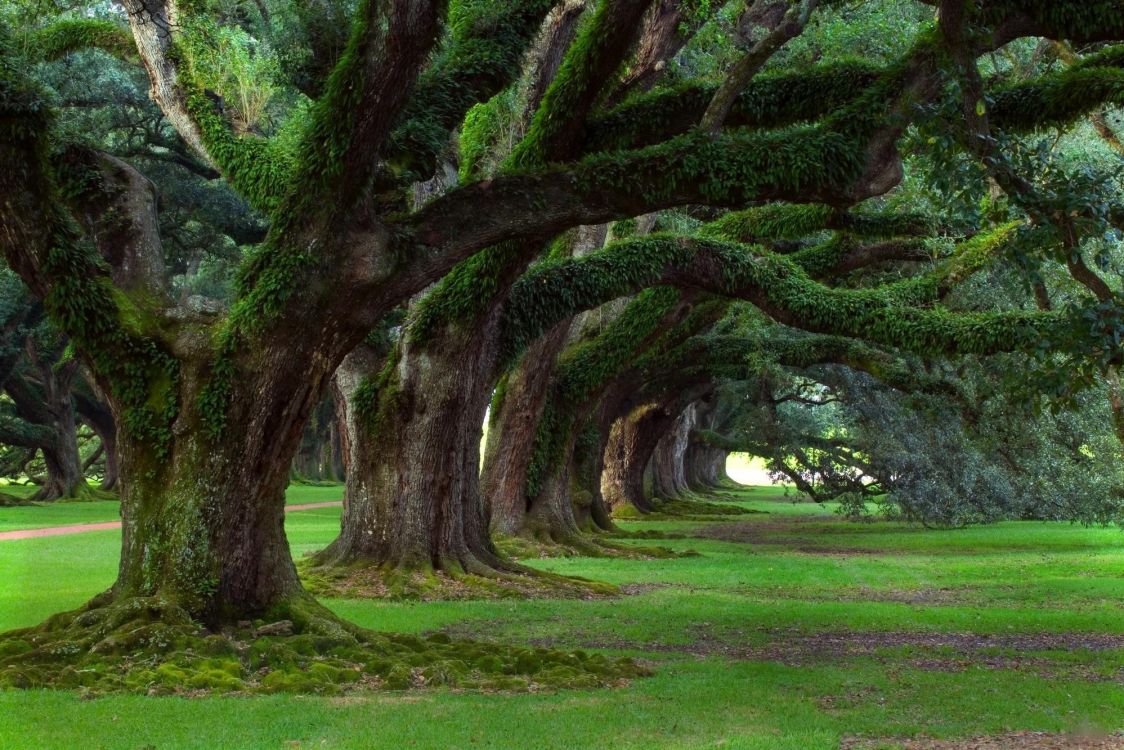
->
[602, 402, 674, 514]
[107, 347, 336, 627]
[570, 418, 615, 532]
[647, 404, 695, 501]
[684, 399, 730, 490]
[483, 224, 613, 537]
[685, 440, 729, 490]
[483, 321, 574, 536]
[601, 383, 714, 514]
[314, 318, 511, 576]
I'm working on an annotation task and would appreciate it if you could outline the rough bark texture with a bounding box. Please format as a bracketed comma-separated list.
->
[316, 321, 511, 574]
[569, 419, 615, 531]
[685, 399, 730, 490]
[483, 225, 611, 536]
[483, 321, 574, 536]
[647, 404, 694, 500]
[109, 351, 330, 626]
[74, 377, 119, 490]
[6, 356, 88, 501]
[601, 383, 713, 514]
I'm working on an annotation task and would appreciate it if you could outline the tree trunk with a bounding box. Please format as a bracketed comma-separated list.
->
[315, 325, 509, 575]
[648, 405, 694, 500]
[326, 413, 344, 481]
[75, 376, 119, 491]
[7, 357, 90, 501]
[685, 442, 728, 490]
[482, 322, 573, 536]
[36, 409, 85, 500]
[602, 403, 673, 514]
[601, 383, 714, 514]
[570, 419, 614, 531]
[685, 399, 729, 491]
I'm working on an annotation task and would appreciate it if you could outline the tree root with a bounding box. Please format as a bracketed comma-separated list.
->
[0, 591, 648, 695]
[494, 531, 691, 562]
[299, 557, 620, 601]
[613, 492, 760, 521]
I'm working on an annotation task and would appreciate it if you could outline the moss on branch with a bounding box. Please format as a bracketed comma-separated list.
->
[525, 288, 682, 500]
[583, 59, 882, 152]
[381, 0, 557, 184]
[989, 45, 1124, 131]
[500, 222, 1058, 363]
[26, 19, 136, 63]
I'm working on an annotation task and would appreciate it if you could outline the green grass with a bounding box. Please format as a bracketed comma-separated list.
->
[1, 485, 1122, 749]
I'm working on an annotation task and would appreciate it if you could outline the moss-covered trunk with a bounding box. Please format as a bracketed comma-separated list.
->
[601, 402, 671, 514]
[522, 413, 614, 543]
[315, 327, 507, 575]
[482, 322, 573, 536]
[647, 405, 693, 501]
[570, 420, 615, 532]
[111, 359, 316, 626]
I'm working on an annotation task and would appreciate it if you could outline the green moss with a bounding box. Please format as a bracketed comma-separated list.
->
[584, 58, 881, 152]
[701, 203, 835, 242]
[382, 0, 557, 185]
[975, 2, 1124, 42]
[523, 288, 681, 500]
[40, 225, 179, 463]
[0, 593, 647, 696]
[27, 19, 135, 63]
[501, 220, 1051, 368]
[299, 557, 620, 601]
[509, 0, 609, 165]
[989, 45, 1124, 131]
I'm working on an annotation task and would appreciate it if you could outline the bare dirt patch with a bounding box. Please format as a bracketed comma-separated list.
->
[840, 731, 1124, 749]
[694, 517, 885, 556]
[515, 626, 1124, 682]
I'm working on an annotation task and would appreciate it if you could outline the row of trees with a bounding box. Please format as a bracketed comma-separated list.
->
[1, 0, 1122, 691]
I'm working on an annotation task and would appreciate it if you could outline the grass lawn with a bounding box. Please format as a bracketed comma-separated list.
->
[0, 484, 1121, 749]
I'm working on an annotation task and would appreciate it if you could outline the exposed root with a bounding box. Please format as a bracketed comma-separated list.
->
[299, 558, 620, 601]
[32, 483, 118, 503]
[613, 493, 760, 521]
[0, 592, 648, 695]
[495, 531, 691, 562]
[0, 491, 37, 507]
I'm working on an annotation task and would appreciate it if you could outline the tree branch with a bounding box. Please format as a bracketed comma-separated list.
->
[56, 147, 170, 298]
[700, 0, 818, 133]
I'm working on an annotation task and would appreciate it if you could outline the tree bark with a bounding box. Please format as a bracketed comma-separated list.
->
[483, 321, 574, 536]
[74, 377, 119, 491]
[602, 404, 660, 515]
[315, 320, 512, 575]
[601, 383, 714, 514]
[648, 404, 694, 500]
[102, 334, 347, 627]
[6, 356, 89, 501]
[685, 399, 729, 491]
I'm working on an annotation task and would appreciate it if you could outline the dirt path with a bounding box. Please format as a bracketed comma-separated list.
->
[841, 731, 1124, 749]
[0, 501, 342, 542]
